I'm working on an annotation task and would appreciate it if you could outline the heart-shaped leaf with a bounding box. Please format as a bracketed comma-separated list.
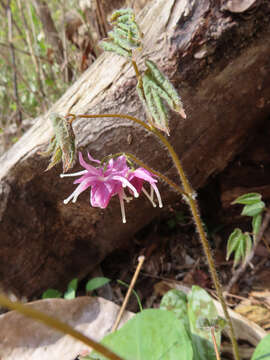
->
[251, 334, 270, 359]
[89, 309, 193, 360]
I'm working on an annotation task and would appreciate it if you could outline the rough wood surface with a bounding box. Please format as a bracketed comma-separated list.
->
[0, 0, 270, 297]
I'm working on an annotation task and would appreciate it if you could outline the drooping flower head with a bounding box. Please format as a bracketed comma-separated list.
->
[127, 168, 163, 209]
[60, 152, 162, 223]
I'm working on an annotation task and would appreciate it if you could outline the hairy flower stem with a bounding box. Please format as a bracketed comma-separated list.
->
[67, 110, 240, 359]
[131, 58, 240, 360]
[188, 199, 240, 360]
[150, 129, 239, 360]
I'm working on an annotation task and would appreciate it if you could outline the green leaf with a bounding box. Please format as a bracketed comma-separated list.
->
[30, 3, 39, 28]
[42, 289, 62, 299]
[232, 193, 262, 205]
[41, 113, 76, 173]
[251, 334, 270, 359]
[241, 201, 265, 217]
[234, 241, 245, 266]
[244, 234, 252, 258]
[160, 289, 190, 335]
[100, 40, 131, 58]
[89, 309, 193, 360]
[142, 75, 169, 135]
[64, 278, 78, 299]
[45, 78, 54, 87]
[101, 8, 142, 59]
[252, 214, 262, 236]
[85, 277, 111, 292]
[144, 72, 175, 108]
[196, 316, 227, 332]
[110, 8, 133, 22]
[145, 60, 186, 118]
[188, 286, 221, 360]
[226, 229, 253, 267]
[108, 30, 140, 51]
[226, 228, 244, 261]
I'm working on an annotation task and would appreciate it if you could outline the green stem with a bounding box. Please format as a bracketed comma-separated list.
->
[67, 112, 240, 359]
[0, 294, 123, 360]
[149, 132, 239, 360]
[132, 58, 240, 360]
[132, 60, 142, 87]
[187, 198, 240, 360]
[117, 280, 143, 312]
[67, 113, 152, 132]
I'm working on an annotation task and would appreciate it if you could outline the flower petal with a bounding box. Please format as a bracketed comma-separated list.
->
[79, 152, 100, 173]
[90, 183, 114, 208]
[87, 152, 101, 164]
[129, 168, 157, 184]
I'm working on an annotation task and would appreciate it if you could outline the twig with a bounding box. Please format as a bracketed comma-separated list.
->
[0, 51, 44, 104]
[0, 82, 32, 118]
[17, 0, 47, 110]
[60, 0, 69, 83]
[0, 0, 27, 47]
[95, 0, 108, 39]
[7, 0, 22, 126]
[27, 0, 48, 107]
[210, 327, 221, 360]
[226, 211, 270, 294]
[0, 42, 50, 61]
[112, 255, 145, 332]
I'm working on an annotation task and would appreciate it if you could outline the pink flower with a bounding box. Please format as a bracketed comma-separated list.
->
[60, 152, 139, 222]
[60, 153, 163, 223]
[127, 168, 163, 208]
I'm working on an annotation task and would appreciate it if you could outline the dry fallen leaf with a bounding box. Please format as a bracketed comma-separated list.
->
[0, 296, 133, 360]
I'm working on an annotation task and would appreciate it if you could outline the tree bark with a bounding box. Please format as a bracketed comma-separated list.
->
[0, 0, 270, 298]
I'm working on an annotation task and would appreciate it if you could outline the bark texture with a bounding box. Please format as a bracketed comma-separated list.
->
[0, 0, 270, 297]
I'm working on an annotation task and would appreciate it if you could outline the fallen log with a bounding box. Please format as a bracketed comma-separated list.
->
[0, 0, 270, 297]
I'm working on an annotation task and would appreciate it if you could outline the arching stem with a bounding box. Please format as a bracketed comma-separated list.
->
[66, 109, 240, 360]
[101, 151, 186, 196]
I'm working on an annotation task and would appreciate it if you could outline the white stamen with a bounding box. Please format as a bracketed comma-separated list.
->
[152, 184, 163, 208]
[63, 192, 75, 204]
[119, 196, 126, 224]
[150, 186, 154, 201]
[112, 175, 139, 198]
[60, 170, 88, 178]
[142, 187, 156, 207]
[63, 179, 90, 204]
